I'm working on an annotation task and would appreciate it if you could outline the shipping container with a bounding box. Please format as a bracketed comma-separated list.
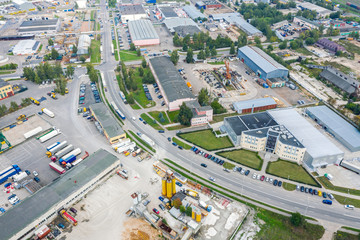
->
[39, 129, 61, 143]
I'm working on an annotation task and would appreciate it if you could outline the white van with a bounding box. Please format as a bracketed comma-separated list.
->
[344, 205, 354, 210]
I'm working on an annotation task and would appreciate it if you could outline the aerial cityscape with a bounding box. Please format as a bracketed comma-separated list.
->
[0, 0, 360, 239]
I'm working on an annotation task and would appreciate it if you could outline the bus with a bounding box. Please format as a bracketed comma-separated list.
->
[0, 165, 22, 184]
[110, 101, 126, 120]
[119, 91, 127, 104]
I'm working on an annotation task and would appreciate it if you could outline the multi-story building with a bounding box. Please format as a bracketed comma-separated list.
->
[0, 79, 14, 100]
[185, 100, 213, 126]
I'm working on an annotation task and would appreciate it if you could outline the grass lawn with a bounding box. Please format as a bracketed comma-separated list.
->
[256, 209, 325, 240]
[317, 176, 360, 196]
[283, 182, 297, 191]
[211, 112, 239, 123]
[223, 162, 235, 169]
[0, 70, 16, 75]
[149, 111, 170, 125]
[208, 61, 225, 65]
[112, 40, 118, 50]
[266, 160, 320, 187]
[296, 47, 315, 56]
[333, 231, 359, 240]
[339, 40, 360, 55]
[140, 113, 163, 131]
[166, 125, 189, 131]
[119, 50, 143, 62]
[333, 194, 360, 208]
[167, 110, 179, 123]
[90, 40, 101, 63]
[178, 129, 233, 151]
[323, 61, 352, 74]
[114, 50, 119, 61]
[217, 149, 263, 170]
[172, 137, 192, 150]
[128, 130, 155, 153]
[131, 69, 155, 108]
[130, 103, 141, 109]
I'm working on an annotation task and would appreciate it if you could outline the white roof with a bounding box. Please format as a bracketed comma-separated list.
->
[76, 0, 87, 8]
[78, 35, 91, 50]
[233, 98, 276, 111]
[12, 40, 39, 55]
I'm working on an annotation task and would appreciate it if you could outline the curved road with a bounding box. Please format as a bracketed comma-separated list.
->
[97, 0, 360, 229]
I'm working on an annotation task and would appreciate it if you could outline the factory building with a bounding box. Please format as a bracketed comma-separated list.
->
[89, 102, 126, 144]
[237, 46, 289, 80]
[183, 5, 206, 21]
[297, 2, 335, 18]
[195, 0, 222, 9]
[0, 79, 14, 100]
[149, 56, 196, 112]
[0, 149, 120, 240]
[316, 38, 345, 53]
[128, 19, 160, 46]
[12, 0, 35, 11]
[233, 98, 277, 114]
[77, 35, 91, 55]
[18, 19, 61, 36]
[163, 18, 201, 37]
[306, 106, 360, 152]
[268, 109, 344, 169]
[293, 16, 320, 30]
[119, 4, 147, 22]
[319, 67, 359, 95]
[158, 6, 178, 19]
[12, 40, 40, 55]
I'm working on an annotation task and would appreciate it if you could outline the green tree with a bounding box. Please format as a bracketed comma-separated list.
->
[9, 101, 19, 112]
[66, 66, 74, 77]
[141, 59, 147, 68]
[34, 73, 41, 84]
[198, 88, 209, 106]
[138, 67, 144, 77]
[267, 45, 274, 51]
[51, 48, 59, 60]
[55, 76, 67, 95]
[179, 205, 186, 213]
[238, 34, 247, 47]
[211, 47, 217, 57]
[127, 93, 135, 104]
[279, 40, 287, 49]
[89, 69, 98, 83]
[0, 104, 7, 117]
[80, 56, 86, 63]
[48, 39, 54, 46]
[136, 48, 141, 56]
[21, 98, 32, 107]
[305, 37, 315, 45]
[130, 43, 136, 51]
[230, 42, 235, 55]
[173, 32, 181, 47]
[290, 41, 299, 49]
[197, 49, 205, 60]
[171, 50, 179, 65]
[178, 102, 193, 126]
[211, 99, 226, 114]
[186, 48, 194, 63]
[185, 206, 192, 217]
[254, 36, 261, 45]
[72, 45, 78, 54]
[205, 46, 210, 58]
[290, 212, 305, 227]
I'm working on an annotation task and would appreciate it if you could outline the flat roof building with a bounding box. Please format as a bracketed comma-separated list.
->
[0, 149, 120, 240]
[195, 0, 222, 9]
[297, 2, 335, 18]
[238, 46, 289, 80]
[306, 106, 360, 152]
[89, 102, 126, 144]
[119, 4, 147, 22]
[163, 18, 201, 37]
[12, 40, 40, 55]
[293, 16, 320, 30]
[18, 19, 60, 36]
[149, 56, 196, 111]
[183, 5, 206, 20]
[0, 79, 14, 100]
[233, 98, 277, 114]
[158, 6, 178, 19]
[268, 108, 344, 169]
[128, 19, 160, 46]
[77, 34, 91, 55]
[319, 67, 359, 95]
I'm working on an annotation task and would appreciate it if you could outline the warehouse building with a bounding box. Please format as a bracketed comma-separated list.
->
[163, 18, 201, 37]
[316, 38, 345, 53]
[293, 16, 320, 30]
[183, 5, 205, 21]
[12, 40, 40, 55]
[89, 103, 126, 144]
[195, 0, 222, 9]
[128, 19, 160, 46]
[306, 106, 360, 152]
[0, 149, 120, 240]
[149, 56, 196, 111]
[158, 6, 178, 19]
[119, 4, 147, 22]
[18, 18, 60, 35]
[233, 98, 277, 114]
[268, 108, 344, 169]
[238, 46, 289, 80]
[0, 79, 14, 100]
[13, 0, 35, 11]
[297, 2, 335, 18]
[319, 67, 359, 95]
[77, 34, 91, 55]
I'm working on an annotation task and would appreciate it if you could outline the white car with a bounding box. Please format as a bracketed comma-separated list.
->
[209, 177, 216, 182]
[8, 194, 20, 205]
[252, 173, 257, 179]
[33, 171, 38, 177]
[265, 177, 270, 182]
[269, 178, 274, 184]
[344, 205, 354, 210]
[256, 175, 261, 180]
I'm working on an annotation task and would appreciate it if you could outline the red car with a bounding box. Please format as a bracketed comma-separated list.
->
[204, 153, 209, 158]
[153, 208, 160, 214]
[260, 175, 265, 181]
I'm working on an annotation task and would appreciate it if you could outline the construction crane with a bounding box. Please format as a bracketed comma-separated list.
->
[224, 60, 231, 80]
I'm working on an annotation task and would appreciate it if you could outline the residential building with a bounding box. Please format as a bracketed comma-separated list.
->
[119, 4, 147, 22]
[316, 38, 345, 53]
[233, 98, 277, 114]
[0, 79, 14, 100]
[128, 19, 160, 46]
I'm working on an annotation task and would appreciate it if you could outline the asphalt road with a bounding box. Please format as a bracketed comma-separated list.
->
[95, 0, 360, 229]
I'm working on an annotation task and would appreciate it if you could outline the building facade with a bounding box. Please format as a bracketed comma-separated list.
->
[0, 79, 14, 100]
[119, 4, 147, 22]
[185, 100, 213, 126]
[233, 98, 277, 114]
[316, 38, 345, 53]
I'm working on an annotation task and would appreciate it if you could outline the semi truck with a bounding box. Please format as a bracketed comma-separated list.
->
[52, 144, 74, 161]
[112, 139, 131, 150]
[116, 169, 128, 179]
[59, 148, 81, 165]
[60, 210, 77, 226]
[46, 141, 68, 157]
[46, 142, 60, 151]
[42, 108, 55, 118]
[340, 160, 360, 174]
[12, 172, 28, 182]
[140, 134, 155, 147]
[71, 151, 89, 167]
[186, 82, 192, 90]
[116, 142, 136, 153]
[198, 200, 212, 212]
[0, 165, 21, 184]
[132, 148, 142, 157]
[49, 162, 66, 174]
[39, 129, 61, 143]
[24, 127, 43, 139]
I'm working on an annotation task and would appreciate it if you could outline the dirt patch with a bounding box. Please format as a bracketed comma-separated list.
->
[121, 218, 161, 240]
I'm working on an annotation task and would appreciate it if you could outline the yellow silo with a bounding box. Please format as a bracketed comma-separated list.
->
[192, 209, 195, 219]
[196, 210, 202, 222]
[166, 180, 173, 198]
[162, 178, 167, 196]
[172, 178, 176, 194]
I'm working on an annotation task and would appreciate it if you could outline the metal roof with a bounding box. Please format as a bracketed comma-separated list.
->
[0, 79, 10, 88]
[149, 56, 195, 102]
[128, 19, 159, 41]
[20, 19, 59, 28]
[295, 16, 321, 27]
[226, 16, 262, 36]
[119, 4, 146, 15]
[0, 149, 119, 240]
[306, 106, 360, 151]
[238, 46, 288, 74]
[320, 69, 357, 94]
[268, 108, 343, 159]
[89, 102, 124, 138]
[210, 12, 240, 21]
[183, 5, 205, 20]
[77, 35, 91, 54]
[159, 7, 178, 18]
[18, 27, 58, 32]
[233, 98, 276, 112]
[163, 17, 199, 32]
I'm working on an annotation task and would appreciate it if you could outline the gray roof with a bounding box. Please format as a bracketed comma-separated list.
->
[163, 18, 200, 33]
[18, 27, 58, 32]
[238, 46, 288, 74]
[159, 7, 178, 18]
[226, 16, 262, 36]
[183, 5, 205, 20]
[90, 102, 125, 138]
[210, 12, 240, 21]
[233, 98, 276, 112]
[20, 19, 59, 28]
[149, 56, 195, 102]
[268, 108, 343, 159]
[339, 27, 360, 33]
[173, 25, 201, 37]
[295, 16, 321, 27]
[320, 69, 357, 94]
[306, 106, 360, 151]
[0, 149, 119, 240]
[119, 4, 146, 15]
[128, 19, 159, 41]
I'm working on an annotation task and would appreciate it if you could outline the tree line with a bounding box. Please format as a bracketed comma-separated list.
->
[0, 63, 17, 70]
[0, 98, 32, 118]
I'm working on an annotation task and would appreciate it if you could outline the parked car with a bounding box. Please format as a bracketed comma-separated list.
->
[172, 142, 177, 146]
[159, 204, 165, 211]
[209, 177, 216, 182]
[25, 170, 30, 175]
[176, 181, 183, 187]
[323, 192, 327, 198]
[322, 200, 332, 205]
[260, 175, 265, 181]
[33, 171, 38, 176]
[158, 196, 164, 202]
[200, 163, 207, 168]
[344, 205, 354, 210]
[70, 207, 77, 214]
[245, 170, 250, 176]
[252, 173, 257, 179]
[328, 193, 334, 200]
[58, 223, 65, 229]
[167, 137, 171, 142]
[34, 177, 40, 183]
[300, 186, 305, 192]
[278, 181, 282, 187]
[178, 146, 183, 150]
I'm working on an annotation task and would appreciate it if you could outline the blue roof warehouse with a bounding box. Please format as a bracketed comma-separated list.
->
[237, 46, 289, 80]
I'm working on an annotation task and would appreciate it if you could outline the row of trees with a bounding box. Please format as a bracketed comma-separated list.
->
[86, 63, 99, 83]
[345, 103, 360, 115]
[0, 98, 32, 118]
[173, 32, 233, 51]
[0, 63, 17, 70]
[23, 62, 63, 84]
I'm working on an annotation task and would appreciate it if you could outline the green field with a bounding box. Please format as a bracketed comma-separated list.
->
[178, 129, 233, 151]
[119, 50, 143, 62]
[131, 69, 155, 108]
[211, 112, 239, 123]
[90, 10, 95, 21]
[339, 40, 360, 55]
[172, 137, 192, 150]
[217, 149, 263, 170]
[283, 182, 297, 191]
[167, 110, 179, 123]
[90, 40, 101, 63]
[333, 231, 359, 240]
[266, 160, 320, 187]
[317, 176, 360, 196]
[166, 125, 189, 131]
[223, 162, 235, 169]
[0, 70, 16, 75]
[256, 209, 325, 240]
[114, 51, 119, 61]
[128, 130, 155, 153]
[333, 194, 360, 208]
[148, 111, 170, 125]
[140, 113, 163, 131]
